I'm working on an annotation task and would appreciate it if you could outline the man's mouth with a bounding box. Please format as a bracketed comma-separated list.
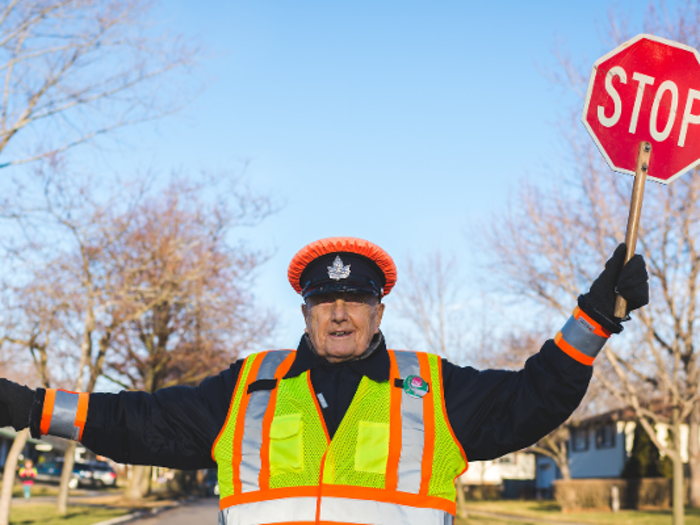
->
[330, 331, 352, 337]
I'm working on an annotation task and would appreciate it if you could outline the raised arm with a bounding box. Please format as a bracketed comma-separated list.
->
[444, 243, 648, 460]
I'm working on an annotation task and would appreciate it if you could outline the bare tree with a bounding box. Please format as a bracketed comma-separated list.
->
[0, 0, 199, 169]
[98, 179, 277, 499]
[392, 251, 485, 519]
[1, 171, 276, 509]
[392, 252, 481, 364]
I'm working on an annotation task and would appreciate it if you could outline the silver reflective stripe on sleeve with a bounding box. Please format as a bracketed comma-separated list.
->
[218, 496, 317, 525]
[320, 497, 451, 525]
[394, 351, 425, 494]
[239, 350, 291, 493]
[560, 315, 608, 358]
[48, 391, 80, 440]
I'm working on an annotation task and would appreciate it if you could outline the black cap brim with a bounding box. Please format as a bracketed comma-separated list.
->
[303, 281, 380, 299]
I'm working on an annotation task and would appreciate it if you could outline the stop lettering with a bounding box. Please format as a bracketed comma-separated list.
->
[582, 34, 700, 184]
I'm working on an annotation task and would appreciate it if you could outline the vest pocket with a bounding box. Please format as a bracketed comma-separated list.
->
[269, 413, 303, 476]
[355, 421, 390, 474]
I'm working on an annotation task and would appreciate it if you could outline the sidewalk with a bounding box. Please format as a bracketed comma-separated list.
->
[462, 507, 603, 525]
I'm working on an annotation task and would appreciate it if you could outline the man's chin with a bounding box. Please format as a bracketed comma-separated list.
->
[322, 345, 360, 363]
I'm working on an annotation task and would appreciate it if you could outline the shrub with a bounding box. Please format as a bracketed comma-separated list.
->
[553, 478, 670, 512]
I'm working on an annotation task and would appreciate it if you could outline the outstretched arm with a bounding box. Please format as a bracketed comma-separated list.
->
[0, 360, 243, 470]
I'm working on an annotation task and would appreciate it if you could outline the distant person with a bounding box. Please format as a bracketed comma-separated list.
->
[18, 459, 36, 500]
[0, 237, 648, 524]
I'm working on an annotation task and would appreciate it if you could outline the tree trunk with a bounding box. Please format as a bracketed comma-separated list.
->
[555, 442, 571, 481]
[689, 404, 700, 507]
[673, 451, 685, 525]
[57, 442, 77, 515]
[125, 465, 151, 500]
[672, 409, 685, 525]
[455, 477, 467, 519]
[0, 429, 29, 525]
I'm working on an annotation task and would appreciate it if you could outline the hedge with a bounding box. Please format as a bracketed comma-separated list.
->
[553, 478, 670, 512]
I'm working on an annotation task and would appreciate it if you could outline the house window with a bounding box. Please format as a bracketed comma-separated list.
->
[571, 427, 588, 452]
[595, 423, 616, 449]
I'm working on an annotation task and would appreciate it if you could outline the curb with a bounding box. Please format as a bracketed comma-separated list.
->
[92, 501, 182, 525]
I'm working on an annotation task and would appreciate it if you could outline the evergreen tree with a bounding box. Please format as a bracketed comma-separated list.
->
[622, 420, 671, 478]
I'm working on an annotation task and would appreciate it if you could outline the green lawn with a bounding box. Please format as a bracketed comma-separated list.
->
[8, 504, 129, 525]
[457, 500, 700, 525]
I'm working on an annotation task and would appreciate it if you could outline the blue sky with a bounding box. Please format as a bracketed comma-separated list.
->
[74, 1, 667, 349]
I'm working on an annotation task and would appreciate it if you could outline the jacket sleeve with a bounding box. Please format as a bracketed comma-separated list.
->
[32, 360, 244, 470]
[443, 310, 600, 461]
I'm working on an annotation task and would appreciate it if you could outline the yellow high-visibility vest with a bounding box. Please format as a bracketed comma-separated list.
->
[212, 349, 467, 525]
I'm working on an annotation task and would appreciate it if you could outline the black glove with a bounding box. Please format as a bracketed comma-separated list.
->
[578, 243, 649, 334]
[0, 379, 35, 431]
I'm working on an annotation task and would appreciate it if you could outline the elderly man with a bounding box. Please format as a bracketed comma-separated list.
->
[0, 237, 647, 525]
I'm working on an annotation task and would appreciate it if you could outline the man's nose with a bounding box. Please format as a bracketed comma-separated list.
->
[330, 299, 349, 321]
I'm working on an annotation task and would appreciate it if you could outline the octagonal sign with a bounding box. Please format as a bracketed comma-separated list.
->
[582, 34, 700, 184]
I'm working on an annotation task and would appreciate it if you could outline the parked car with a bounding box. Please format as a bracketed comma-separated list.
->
[35, 461, 81, 489]
[34, 460, 117, 489]
[87, 461, 117, 487]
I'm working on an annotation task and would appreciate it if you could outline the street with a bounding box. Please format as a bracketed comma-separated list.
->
[130, 498, 219, 524]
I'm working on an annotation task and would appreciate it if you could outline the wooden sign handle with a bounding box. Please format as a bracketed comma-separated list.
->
[614, 141, 651, 318]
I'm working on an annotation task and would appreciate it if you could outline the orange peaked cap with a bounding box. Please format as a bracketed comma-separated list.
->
[288, 237, 397, 296]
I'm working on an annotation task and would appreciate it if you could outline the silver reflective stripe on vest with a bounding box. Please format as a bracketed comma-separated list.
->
[218, 496, 453, 525]
[48, 391, 80, 440]
[239, 350, 292, 493]
[394, 351, 425, 494]
[218, 496, 317, 525]
[560, 315, 608, 358]
[320, 496, 453, 525]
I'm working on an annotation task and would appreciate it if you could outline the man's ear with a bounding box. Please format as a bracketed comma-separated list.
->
[374, 302, 386, 333]
[301, 303, 309, 333]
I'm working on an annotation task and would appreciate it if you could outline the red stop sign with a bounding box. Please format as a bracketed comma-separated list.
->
[582, 34, 700, 184]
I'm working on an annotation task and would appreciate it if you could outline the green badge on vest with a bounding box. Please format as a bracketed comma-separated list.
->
[403, 375, 429, 398]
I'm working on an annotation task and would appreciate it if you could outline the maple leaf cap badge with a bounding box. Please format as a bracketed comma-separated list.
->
[327, 256, 351, 280]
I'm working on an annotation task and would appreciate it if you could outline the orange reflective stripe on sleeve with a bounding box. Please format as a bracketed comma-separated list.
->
[41, 389, 89, 441]
[40, 389, 56, 436]
[555, 306, 612, 365]
[555, 332, 596, 366]
[75, 393, 89, 441]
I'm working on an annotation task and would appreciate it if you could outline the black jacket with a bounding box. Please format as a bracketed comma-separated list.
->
[34, 333, 592, 469]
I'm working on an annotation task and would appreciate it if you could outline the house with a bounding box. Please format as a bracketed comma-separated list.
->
[536, 407, 683, 495]
[460, 451, 536, 498]
[568, 412, 636, 479]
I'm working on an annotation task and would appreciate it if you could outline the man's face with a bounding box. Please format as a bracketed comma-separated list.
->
[302, 292, 385, 363]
